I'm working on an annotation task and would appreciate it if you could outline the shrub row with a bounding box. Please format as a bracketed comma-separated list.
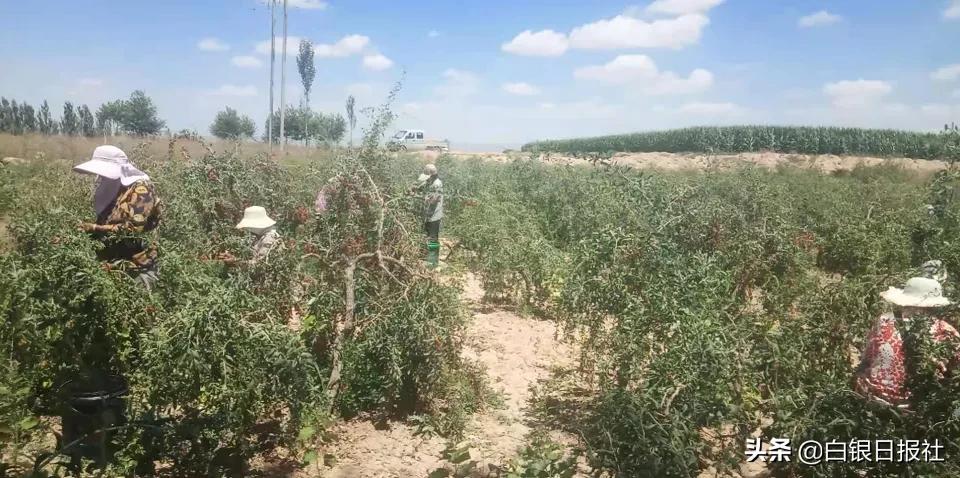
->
[521, 125, 954, 159]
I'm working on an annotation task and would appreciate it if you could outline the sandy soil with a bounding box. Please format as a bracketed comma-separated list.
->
[439, 150, 950, 176]
[310, 273, 584, 478]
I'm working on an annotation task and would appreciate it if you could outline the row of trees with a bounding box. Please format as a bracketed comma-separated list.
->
[0, 91, 166, 138]
[2, 39, 353, 145]
[208, 105, 348, 145]
[2, 83, 353, 145]
[263, 106, 346, 144]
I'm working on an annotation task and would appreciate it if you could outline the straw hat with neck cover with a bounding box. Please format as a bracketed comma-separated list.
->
[73, 146, 150, 216]
[418, 163, 438, 183]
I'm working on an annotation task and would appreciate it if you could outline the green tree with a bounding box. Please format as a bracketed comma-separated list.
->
[314, 111, 346, 145]
[61, 101, 78, 136]
[210, 106, 256, 140]
[78, 104, 96, 137]
[9, 100, 22, 135]
[36, 100, 53, 135]
[265, 106, 346, 145]
[0, 98, 9, 133]
[119, 90, 165, 136]
[20, 103, 36, 133]
[296, 39, 316, 145]
[96, 100, 124, 136]
[346, 95, 356, 147]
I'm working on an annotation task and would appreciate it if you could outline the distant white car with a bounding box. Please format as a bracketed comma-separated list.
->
[388, 129, 450, 152]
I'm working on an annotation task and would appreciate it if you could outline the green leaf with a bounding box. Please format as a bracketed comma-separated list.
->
[298, 425, 316, 442]
[303, 450, 318, 465]
[454, 460, 476, 478]
[448, 449, 471, 464]
[18, 416, 39, 430]
[428, 468, 451, 478]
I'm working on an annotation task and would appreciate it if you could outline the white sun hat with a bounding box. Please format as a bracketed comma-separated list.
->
[236, 206, 276, 230]
[72, 145, 150, 186]
[880, 277, 952, 308]
[418, 163, 437, 182]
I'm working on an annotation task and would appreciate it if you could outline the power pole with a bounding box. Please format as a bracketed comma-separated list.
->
[268, 0, 276, 151]
[280, 0, 288, 152]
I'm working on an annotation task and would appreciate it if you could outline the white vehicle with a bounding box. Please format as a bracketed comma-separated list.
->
[388, 129, 450, 152]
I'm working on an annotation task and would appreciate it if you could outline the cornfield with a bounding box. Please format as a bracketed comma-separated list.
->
[521, 125, 952, 159]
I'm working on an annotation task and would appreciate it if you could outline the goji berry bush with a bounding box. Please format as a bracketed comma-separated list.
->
[442, 126, 960, 477]
[0, 114, 483, 475]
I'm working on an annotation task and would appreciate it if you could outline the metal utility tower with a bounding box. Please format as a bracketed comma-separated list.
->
[268, 0, 276, 151]
[280, 0, 288, 152]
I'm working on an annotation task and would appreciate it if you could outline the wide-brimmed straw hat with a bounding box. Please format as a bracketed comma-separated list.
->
[236, 206, 276, 230]
[418, 163, 438, 182]
[880, 277, 952, 308]
[73, 145, 149, 185]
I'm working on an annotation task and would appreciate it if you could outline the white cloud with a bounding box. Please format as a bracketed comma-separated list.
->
[501, 29, 569, 57]
[345, 83, 375, 98]
[953, 89, 960, 99]
[255, 34, 370, 58]
[568, 14, 710, 50]
[526, 100, 622, 120]
[798, 11, 842, 28]
[919, 104, 960, 125]
[231, 55, 263, 68]
[932, 64, 960, 81]
[428, 30, 441, 38]
[254, 35, 303, 55]
[502, 82, 541, 96]
[197, 37, 230, 52]
[435, 69, 480, 98]
[505, 4, 720, 57]
[77, 78, 103, 87]
[921, 103, 952, 116]
[402, 102, 424, 113]
[259, 0, 327, 10]
[315, 35, 370, 58]
[646, 0, 724, 15]
[574, 54, 713, 95]
[362, 54, 393, 71]
[676, 101, 742, 115]
[823, 79, 893, 108]
[622, 5, 646, 18]
[945, 0, 960, 19]
[209, 84, 258, 97]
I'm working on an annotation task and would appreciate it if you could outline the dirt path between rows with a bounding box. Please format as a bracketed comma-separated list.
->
[315, 273, 584, 478]
[268, 271, 769, 477]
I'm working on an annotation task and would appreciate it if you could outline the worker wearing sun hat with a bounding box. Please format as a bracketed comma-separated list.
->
[413, 163, 443, 268]
[73, 145, 161, 290]
[219, 206, 282, 265]
[68, 145, 159, 466]
[854, 277, 960, 410]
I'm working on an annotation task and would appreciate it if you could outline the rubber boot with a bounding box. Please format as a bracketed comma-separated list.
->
[426, 241, 440, 269]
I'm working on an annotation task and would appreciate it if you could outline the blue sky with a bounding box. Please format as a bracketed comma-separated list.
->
[1, 0, 959, 149]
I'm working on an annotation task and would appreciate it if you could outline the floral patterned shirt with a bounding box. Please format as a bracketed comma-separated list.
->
[251, 229, 281, 264]
[94, 180, 160, 270]
[855, 312, 960, 408]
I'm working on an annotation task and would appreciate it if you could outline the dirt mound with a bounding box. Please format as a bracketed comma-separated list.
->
[449, 151, 950, 176]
